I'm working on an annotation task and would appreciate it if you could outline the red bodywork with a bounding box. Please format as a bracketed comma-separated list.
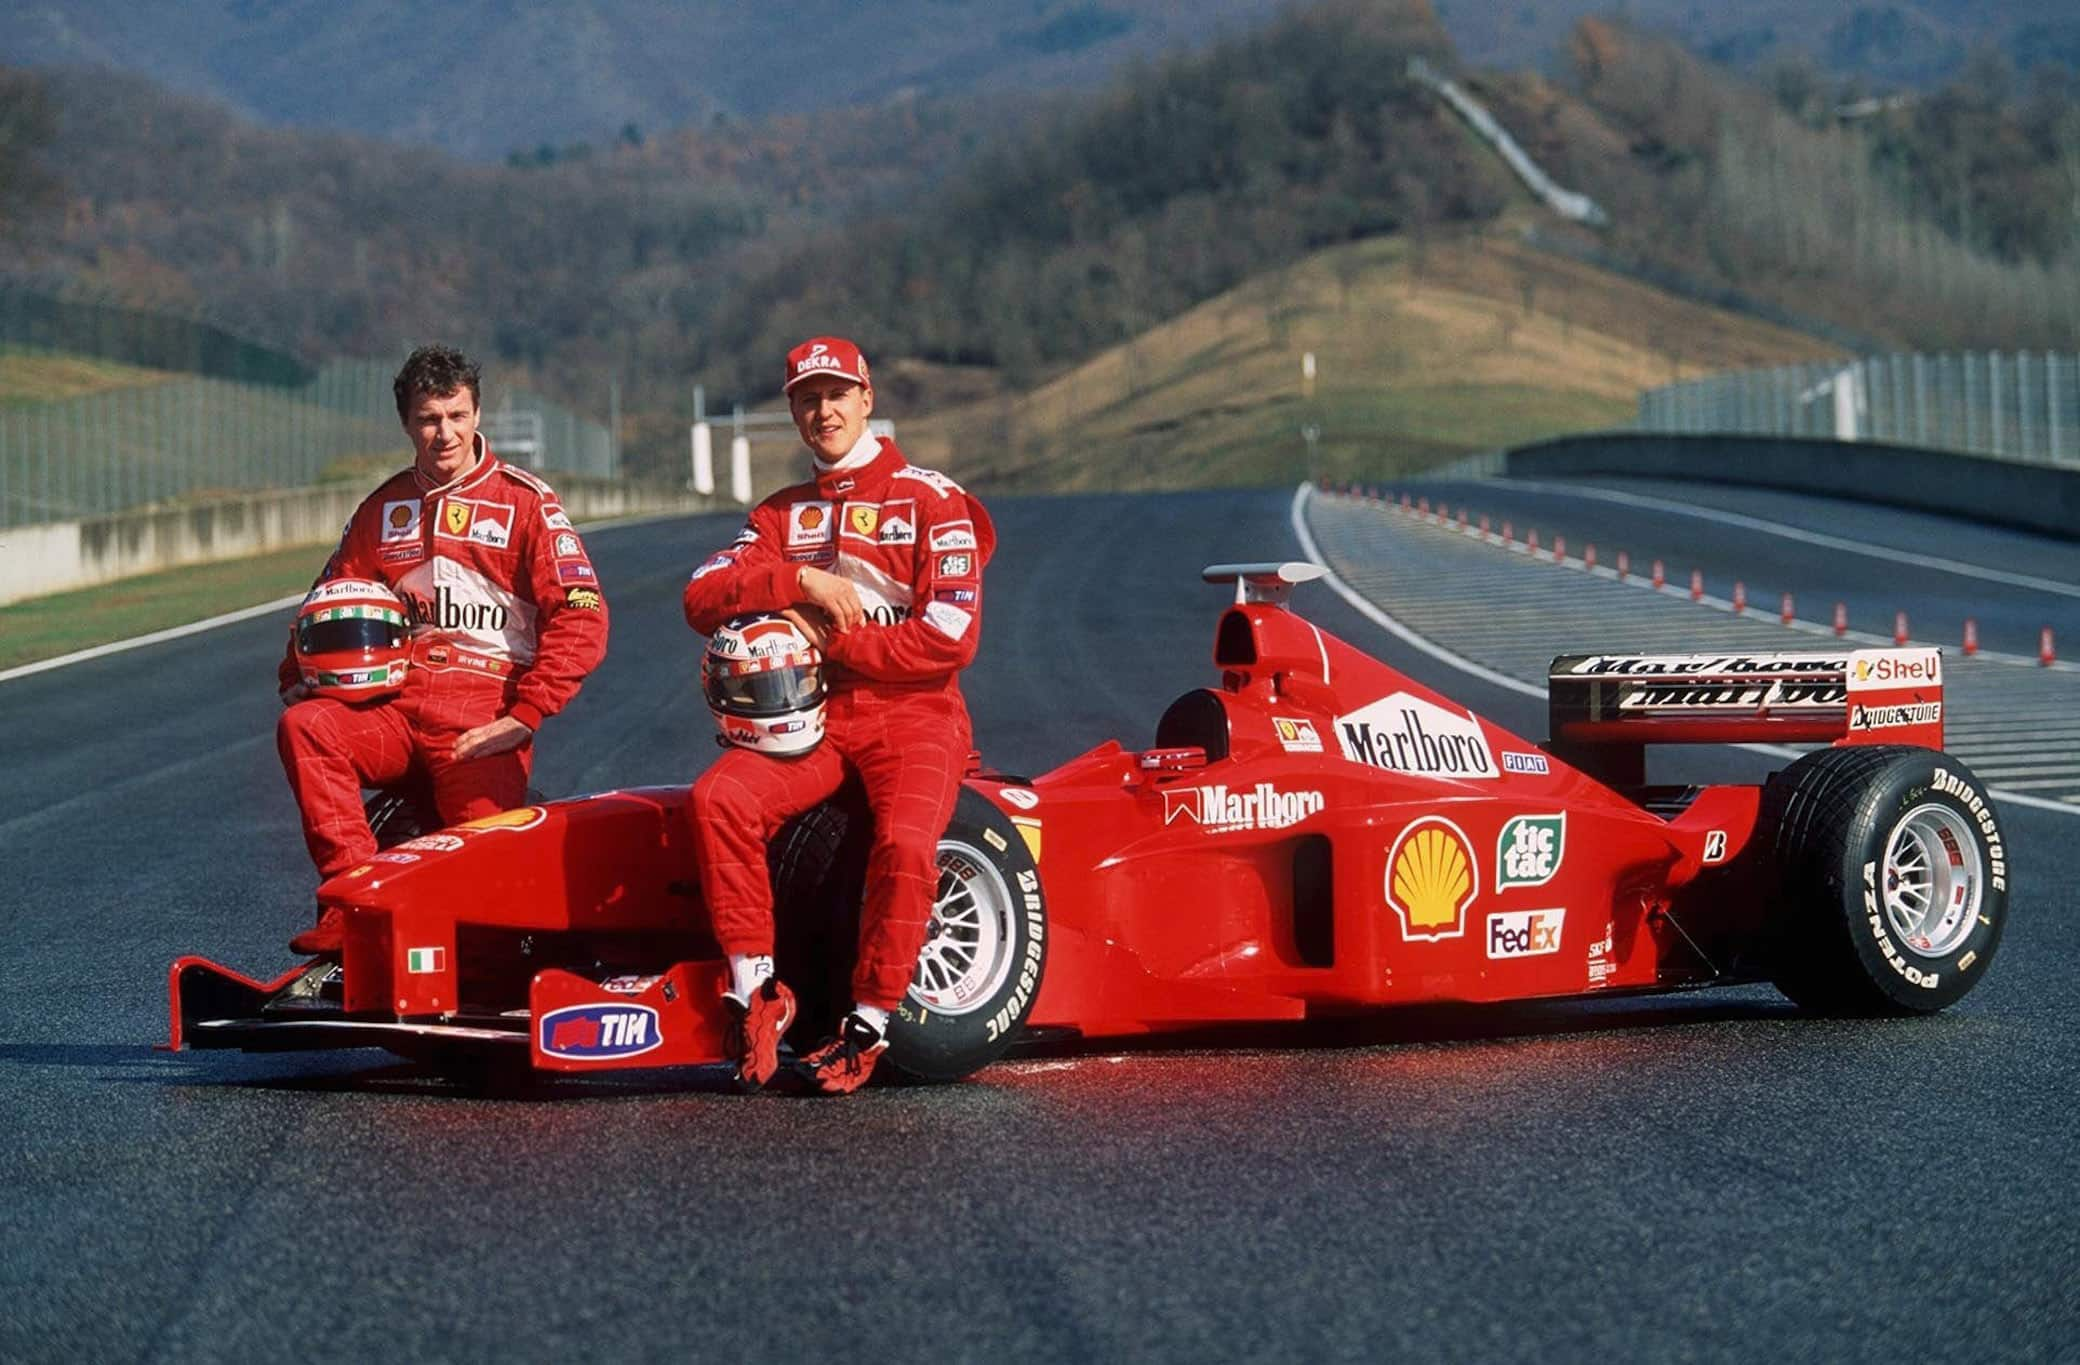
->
[167, 567, 1947, 1069]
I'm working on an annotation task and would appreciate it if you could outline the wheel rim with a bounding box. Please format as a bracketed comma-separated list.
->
[1882, 802, 1984, 959]
[909, 839, 1018, 1016]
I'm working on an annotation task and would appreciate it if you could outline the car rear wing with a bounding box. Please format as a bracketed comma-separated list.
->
[1547, 648, 1944, 782]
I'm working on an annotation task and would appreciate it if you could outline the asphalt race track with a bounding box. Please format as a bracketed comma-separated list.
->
[3, 485, 2076, 1362]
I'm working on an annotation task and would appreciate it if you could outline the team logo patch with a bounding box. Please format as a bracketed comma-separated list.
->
[436, 498, 514, 548]
[538, 1003, 662, 1060]
[557, 561, 595, 584]
[554, 532, 580, 558]
[1272, 716, 1322, 753]
[848, 504, 880, 538]
[380, 500, 421, 542]
[1385, 817, 1477, 941]
[929, 522, 977, 553]
[937, 552, 973, 578]
[541, 505, 573, 531]
[566, 587, 603, 611]
[789, 502, 833, 547]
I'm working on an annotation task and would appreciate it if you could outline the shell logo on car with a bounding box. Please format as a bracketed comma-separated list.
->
[457, 805, 547, 833]
[1386, 816, 1476, 941]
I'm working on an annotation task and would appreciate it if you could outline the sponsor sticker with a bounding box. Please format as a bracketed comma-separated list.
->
[1385, 816, 1477, 941]
[566, 587, 604, 611]
[1850, 702, 1942, 732]
[929, 522, 978, 552]
[1502, 750, 1550, 775]
[458, 806, 547, 832]
[538, 1003, 662, 1060]
[1703, 830, 1729, 864]
[1497, 814, 1564, 890]
[1487, 908, 1565, 960]
[406, 946, 446, 974]
[730, 526, 759, 548]
[847, 504, 881, 539]
[380, 499, 422, 542]
[1336, 692, 1498, 780]
[554, 532, 580, 558]
[541, 505, 573, 531]
[1567, 653, 1848, 676]
[1587, 920, 1616, 987]
[690, 553, 732, 581]
[556, 561, 596, 584]
[923, 599, 973, 641]
[1272, 716, 1323, 753]
[788, 502, 833, 547]
[876, 502, 917, 545]
[934, 587, 977, 604]
[1012, 816, 1042, 862]
[436, 498, 515, 548]
[396, 834, 466, 853]
[998, 787, 1039, 810]
[1849, 649, 1941, 688]
[379, 543, 425, 564]
[1164, 782, 1324, 835]
[371, 850, 421, 866]
[937, 552, 973, 578]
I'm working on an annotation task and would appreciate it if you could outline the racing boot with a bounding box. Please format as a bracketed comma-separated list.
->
[288, 906, 345, 957]
[797, 1013, 889, 1096]
[722, 979, 797, 1093]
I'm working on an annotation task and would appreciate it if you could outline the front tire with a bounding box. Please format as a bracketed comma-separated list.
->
[1761, 746, 2009, 1014]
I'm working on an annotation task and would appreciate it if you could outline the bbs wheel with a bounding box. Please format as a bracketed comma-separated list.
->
[889, 786, 1048, 1082]
[1761, 746, 2009, 1014]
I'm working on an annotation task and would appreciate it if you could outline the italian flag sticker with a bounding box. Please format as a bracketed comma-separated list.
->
[406, 946, 445, 974]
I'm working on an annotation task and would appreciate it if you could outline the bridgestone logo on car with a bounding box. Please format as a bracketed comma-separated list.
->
[1932, 766, 2006, 892]
[1163, 783, 1325, 833]
[1335, 692, 1497, 779]
[984, 870, 1047, 1044]
[1850, 702, 1942, 731]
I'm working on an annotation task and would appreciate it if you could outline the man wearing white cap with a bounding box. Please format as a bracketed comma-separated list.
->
[682, 336, 995, 1094]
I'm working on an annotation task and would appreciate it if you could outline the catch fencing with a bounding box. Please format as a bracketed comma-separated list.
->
[1638, 352, 2080, 466]
[0, 357, 619, 530]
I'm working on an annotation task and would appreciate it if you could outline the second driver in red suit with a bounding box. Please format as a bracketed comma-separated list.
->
[277, 345, 610, 953]
[684, 335, 994, 1094]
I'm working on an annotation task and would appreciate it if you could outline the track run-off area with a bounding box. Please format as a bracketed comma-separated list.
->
[2, 480, 2075, 1362]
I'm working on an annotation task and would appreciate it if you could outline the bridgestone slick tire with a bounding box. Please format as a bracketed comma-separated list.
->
[770, 786, 1047, 1083]
[1761, 746, 2008, 1015]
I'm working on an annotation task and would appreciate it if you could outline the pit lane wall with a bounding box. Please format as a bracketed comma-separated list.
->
[0, 477, 713, 607]
[1500, 433, 2080, 541]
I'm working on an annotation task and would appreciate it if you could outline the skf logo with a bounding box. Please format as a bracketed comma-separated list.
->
[539, 1004, 661, 1060]
[1487, 908, 1565, 959]
[1385, 817, 1477, 941]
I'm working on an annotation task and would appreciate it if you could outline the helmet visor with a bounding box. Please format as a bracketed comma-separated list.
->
[299, 608, 406, 657]
[704, 660, 824, 718]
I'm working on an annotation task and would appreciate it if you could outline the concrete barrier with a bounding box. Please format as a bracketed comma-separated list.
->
[1503, 432, 2080, 541]
[0, 477, 719, 607]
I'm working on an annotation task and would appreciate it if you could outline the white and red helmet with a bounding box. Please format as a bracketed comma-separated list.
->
[702, 614, 826, 756]
[294, 578, 411, 699]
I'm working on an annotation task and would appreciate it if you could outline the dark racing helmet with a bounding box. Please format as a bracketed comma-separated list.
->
[702, 614, 826, 756]
[293, 578, 410, 699]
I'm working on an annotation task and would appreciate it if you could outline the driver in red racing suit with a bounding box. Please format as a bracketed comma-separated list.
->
[277, 346, 609, 952]
[684, 335, 993, 1094]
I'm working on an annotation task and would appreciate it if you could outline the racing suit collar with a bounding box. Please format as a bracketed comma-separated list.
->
[416, 433, 494, 496]
[812, 435, 900, 499]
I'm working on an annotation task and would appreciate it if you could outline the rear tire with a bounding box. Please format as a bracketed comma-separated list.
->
[1761, 746, 2008, 1014]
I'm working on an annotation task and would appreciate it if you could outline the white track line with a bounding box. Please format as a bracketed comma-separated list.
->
[0, 505, 708, 686]
[1291, 484, 2080, 821]
[1495, 477, 2080, 601]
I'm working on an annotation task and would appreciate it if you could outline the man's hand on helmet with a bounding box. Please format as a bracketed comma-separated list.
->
[796, 566, 863, 631]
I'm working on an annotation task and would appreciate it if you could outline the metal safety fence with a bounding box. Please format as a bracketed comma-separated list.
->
[1638, 352, 2080, 466]
[0, 357, 618, 530]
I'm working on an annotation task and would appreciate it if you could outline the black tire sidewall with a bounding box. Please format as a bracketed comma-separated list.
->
[1831, 753, 2010, 1013]
[885, 786, 1048, 1082]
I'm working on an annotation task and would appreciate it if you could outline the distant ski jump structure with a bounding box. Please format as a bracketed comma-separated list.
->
[1408, 57, 1610, 228]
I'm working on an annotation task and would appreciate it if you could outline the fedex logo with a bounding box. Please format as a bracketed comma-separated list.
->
[1487, 908, 1565, 959]
[538, 1004, 661, 1060]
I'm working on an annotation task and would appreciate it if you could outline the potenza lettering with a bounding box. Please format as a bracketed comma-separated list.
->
[1335, 693, 1497, 779]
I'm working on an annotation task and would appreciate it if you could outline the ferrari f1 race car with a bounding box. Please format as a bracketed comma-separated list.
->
[167, 562, 2007, 1084]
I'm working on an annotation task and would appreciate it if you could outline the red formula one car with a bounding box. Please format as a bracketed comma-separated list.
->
[167, 563, 2008, 1084]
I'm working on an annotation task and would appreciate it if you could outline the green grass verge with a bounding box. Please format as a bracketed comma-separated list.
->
[0, 543, 327, 670]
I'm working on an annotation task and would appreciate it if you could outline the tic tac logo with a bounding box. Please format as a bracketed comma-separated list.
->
[1385, 817, 1477, 941]
[789, 502, 833, 547]
[380, 499, 421, 542]
[538, 1004, 661, 1060]
[1272, 716, 1323, 753]
[1487, 908, 1565, 959]
[938, 552, 973, 577]
[1496, 814, 1564, 890]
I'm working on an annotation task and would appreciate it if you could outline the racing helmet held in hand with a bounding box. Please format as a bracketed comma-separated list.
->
[294, 578, 411, 699]
[703, 614, 826, 756]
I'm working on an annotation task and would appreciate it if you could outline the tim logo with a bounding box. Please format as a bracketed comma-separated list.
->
[538, 1004, 661, 1060]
